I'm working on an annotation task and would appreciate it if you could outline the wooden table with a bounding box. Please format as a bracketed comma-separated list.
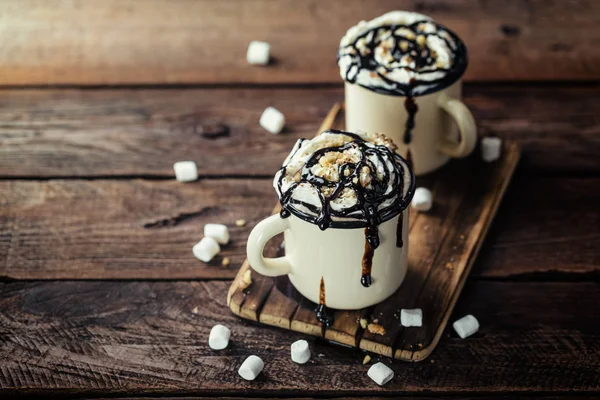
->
[1, 1, 599, 398]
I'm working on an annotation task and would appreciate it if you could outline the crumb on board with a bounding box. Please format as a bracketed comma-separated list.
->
[191, 306, 199, 314]
[222, 257, 230, 267]
[445, 262, 454, 270]
[235, 219, 247, 227]
[362, 354, 372, 365]
[367, 323, 386, 336]
[239, 269, 252, 290]
[359, 318, 368, 329]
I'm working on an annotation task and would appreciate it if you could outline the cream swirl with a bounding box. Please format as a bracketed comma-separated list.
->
[274, 129, 414, 231]
[337, 11, 467, 96]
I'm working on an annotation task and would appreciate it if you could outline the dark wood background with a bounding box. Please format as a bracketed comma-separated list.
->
[0, 0, 599, 398]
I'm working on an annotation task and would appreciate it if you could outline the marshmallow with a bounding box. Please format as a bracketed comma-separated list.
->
[238, 355, 264, 380]
[453, 314, 479, 339]
[204, 223, 230, 245]
[411, 187, 433, 211]
[247, 41, 270, 65]
[173, 161, 198, 182]
[291, 339, 311, 364]
[367, 362, 394, 386]
[400, 308, 423, 327]
[209, 324, 231, 350]
[481, 137, 502, 162]
[192, 237, 220, 262]
[260, 107, 285, 134]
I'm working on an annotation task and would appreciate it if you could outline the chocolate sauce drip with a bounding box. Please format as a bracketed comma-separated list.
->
[396, 211, 404, 248]
[405, 149, 413, 169]
[361, 231, 375, 287]
[316, 277, 334, 327]
[403, 95, 419, 145]
[338, 20, 468, 98]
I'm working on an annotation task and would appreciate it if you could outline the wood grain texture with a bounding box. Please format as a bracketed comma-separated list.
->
[1, 175, 598, 281]
[0, 179, 274, 280]
[0, 0, 599, 85]
[82, 397, 600, 400]
[1, 85, 598, 178]
[1, 280, 599, 395]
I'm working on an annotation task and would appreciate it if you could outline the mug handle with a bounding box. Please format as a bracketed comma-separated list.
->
[246, 214, 292, 277]
[436, 93, 477, 158]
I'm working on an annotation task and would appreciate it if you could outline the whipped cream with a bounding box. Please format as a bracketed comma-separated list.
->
[274, 130, 414, 228]
[337, 11, 467, 96]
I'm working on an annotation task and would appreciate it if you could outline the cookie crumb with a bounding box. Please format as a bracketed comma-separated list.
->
[235, 219, 247, 227]
[367, 323, 386, 336]
[239, 269, 252, 290]
[222, 257, 231, 267]
[191, 306, 199, 314]
[359, 318, 368, 329]
[363, 354, 372, 364]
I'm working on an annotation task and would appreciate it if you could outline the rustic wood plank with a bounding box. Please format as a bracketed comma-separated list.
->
[83, 397, 600, 400]
[0, 88, 337, 178]
[1, 0, 599, 85]
[1, 176, 598, 281]
[479, 173, 600, 279]
[1, 281, 598, 394]
[0, 179, 274, 280]
[84, 397, 600, 400]
[1, 85, 598, 178]
[258, 284, 300, 330]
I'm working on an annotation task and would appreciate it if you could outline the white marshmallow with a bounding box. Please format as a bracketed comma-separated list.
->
[204, 223, 230, 245]
[260, 107, 285, 134]
[367, 362, 394, 386]
[290, 339, 311, 364]
[247, 41, 270, 65]
[453, 314, 479, 339]
[411, 187, 433, 211]
[173, 161, 198, 182]
[238, 355, 264, 381]
[192, 237, 220, 262]
[209, 324, 231, 350]
[481, 137, 502, 162]
[400, 308, 423, 327]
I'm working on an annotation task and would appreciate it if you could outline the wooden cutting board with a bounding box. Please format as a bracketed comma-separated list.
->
[228, 103, 520, 361]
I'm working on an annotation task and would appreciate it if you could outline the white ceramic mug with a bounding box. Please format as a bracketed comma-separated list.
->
[345, 80, 477, 175]
[246, 209, 409, 310]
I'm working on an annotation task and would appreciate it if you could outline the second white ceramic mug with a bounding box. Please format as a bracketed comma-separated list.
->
[345, 80, 477, 176]
[246, 209, 409, 310]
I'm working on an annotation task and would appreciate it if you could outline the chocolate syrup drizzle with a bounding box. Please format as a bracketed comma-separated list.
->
[338, 20, 468, 147]
[316, 277, 334, 328]
[338, 21, 468, 98]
